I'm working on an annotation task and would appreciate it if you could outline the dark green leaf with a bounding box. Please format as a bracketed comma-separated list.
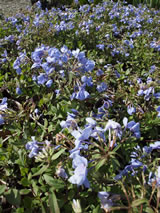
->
[43, 174, 65, 189]
[0, 185, 6, 195]
[95, 159, 106, 172]
[32, 165, 49, 177]
[49, 191, 60, 213]
[5, 189, 21, 206]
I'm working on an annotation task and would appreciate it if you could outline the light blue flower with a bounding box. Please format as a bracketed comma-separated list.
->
[148, 166, 160, 187]
[127, 105, 136, 115]
[0, 98, 7, 111]
[69, 155, 90, 188]
[46, 79, 53, 88]
[56, 167, 68, 179]
[25, 137, 39, 158]
[98, 192, 114, 211]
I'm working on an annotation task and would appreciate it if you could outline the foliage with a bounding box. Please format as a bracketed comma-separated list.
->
[0, 0, 160, 212]
[114, 0, 160, 9]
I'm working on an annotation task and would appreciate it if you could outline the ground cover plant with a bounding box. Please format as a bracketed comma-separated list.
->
[0, 0, 160, 212]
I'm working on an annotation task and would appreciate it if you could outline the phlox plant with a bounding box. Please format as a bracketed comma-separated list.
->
[0, 0, 160, 212]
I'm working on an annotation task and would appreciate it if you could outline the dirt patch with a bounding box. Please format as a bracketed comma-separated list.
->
[0, 0, 31, 17]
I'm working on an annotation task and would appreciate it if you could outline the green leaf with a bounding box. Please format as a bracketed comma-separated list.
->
[20, 177, 30, 186]
[20, 189, 30, 195]
[51, 148, 66, 161]
[95, 159, 106, 172]
[41, 203, 47, 213]
[32, 165, 49, 177]
[43, 174, 65, 189]
[69, 72, 74, 85]
[144, 207, 155, 213]
[23, 196, 32, 209]
[48, 124, 53, 133]
[0, 185, 6, 195]
[5, 189, 21, 206]
[131, 198, 147, 207]
[49, 191, 60, 213]
[93, 205, 101, 213]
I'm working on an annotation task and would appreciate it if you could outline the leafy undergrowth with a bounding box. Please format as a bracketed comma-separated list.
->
[0, 1, 160, 212]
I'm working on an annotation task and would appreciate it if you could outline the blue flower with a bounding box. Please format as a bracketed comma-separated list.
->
[154, 93, 160, 99]
[149, 141, 160, 150]
[81, 76, 93, 87]
[127, 105, 136, 115]
[84, 60, 95, 72]
[25, 137, 39, 158]
[96, 69, 104, 77]
[69, 155, 90, 188]
[97, 82, 107, 93]
[16, 87, 22, 95]
[149, 65, 156, 73]
[46, 79, 53, 88]
[56, 167, 68, 179]
[96, 44, 105, 50]
[36, 1, 42, 9]
[37, 73, 48, 85]
[127, 121, 141, 138]
[0, 115, 4, 125]
[31, 46, 45, 62]
[156, 106, 160, 117]
[74, 0, 79, 4]
[0, 98, 7, 111]
[104, 119, 122, 139]
[16, 68, 22, 75]
[148, 166, 160, 187]
[98, 192, 114, 211]
[71, 86, 90, 101]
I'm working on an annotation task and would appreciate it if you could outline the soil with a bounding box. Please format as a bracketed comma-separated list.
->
[0, 0, 31, 17]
